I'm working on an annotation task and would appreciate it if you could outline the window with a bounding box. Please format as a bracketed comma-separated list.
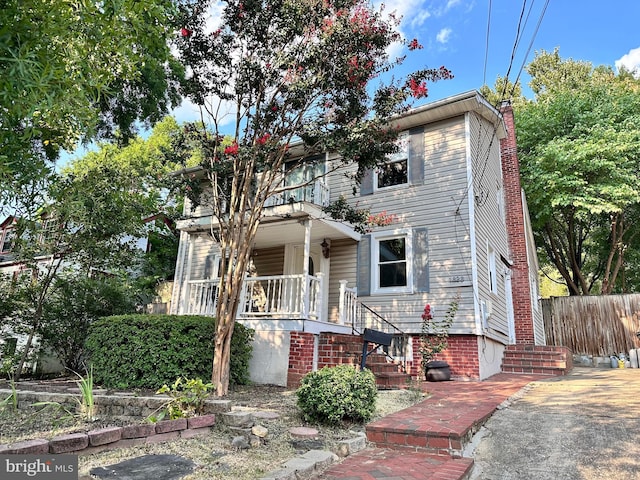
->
[39, 217, 59, 245]
[371, 229, 413, 294]
[376, 131, 409, 189]
[488, 245, 497, 294]
[0, 227, 14, 253]
[283, 154, 326, 204]
[2, 337, 17, 357]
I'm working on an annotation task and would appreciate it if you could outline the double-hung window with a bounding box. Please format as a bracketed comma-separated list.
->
[376, 131, 409, 190]
[371, 229, 413, 294]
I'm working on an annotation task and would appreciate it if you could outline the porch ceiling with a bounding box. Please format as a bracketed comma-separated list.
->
[254, 203, 361, 249]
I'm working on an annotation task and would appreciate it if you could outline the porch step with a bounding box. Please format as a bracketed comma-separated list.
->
[373, 372, 413, 390]
[501, 345, 573, 376]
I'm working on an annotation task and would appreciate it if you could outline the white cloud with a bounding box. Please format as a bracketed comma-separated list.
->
[436, 27, 452, 44]
[410, 10, 432, 29]
[615, 47, 640, 76]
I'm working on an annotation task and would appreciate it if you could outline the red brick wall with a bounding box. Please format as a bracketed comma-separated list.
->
[286, 332, 315, 389]
[287, 332, 362, 388]
[500, 103, 535, 345]
[410, 335, 480, 379]
[288, 332, 483, 386]
[317, 333, 360, 369]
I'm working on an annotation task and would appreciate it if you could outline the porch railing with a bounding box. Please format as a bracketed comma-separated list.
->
[264, 180, 330, 208]
[238, 274, 322, 320]
[184, 274, 322, 320]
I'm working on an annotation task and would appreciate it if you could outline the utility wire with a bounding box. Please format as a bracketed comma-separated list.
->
[482, 0, 492, 86]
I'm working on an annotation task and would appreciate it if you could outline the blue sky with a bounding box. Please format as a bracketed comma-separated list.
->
[172, 0, 640, 123]
[64, 0, 640, 163]
[388, 0, 640, 102]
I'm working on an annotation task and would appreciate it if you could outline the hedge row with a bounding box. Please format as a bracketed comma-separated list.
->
[85, 314, 253, 389]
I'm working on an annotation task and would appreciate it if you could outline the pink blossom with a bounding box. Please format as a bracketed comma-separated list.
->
[409, 78, 428, 98]
[408, 38, 423, 50]
[180, 27, 193, 38]
[257, 134, 271, 145]
[422, 304, 433, 321]
[224, 143, 239, 155]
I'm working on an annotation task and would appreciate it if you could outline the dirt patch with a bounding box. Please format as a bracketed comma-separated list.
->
[0, 382, 426, 480]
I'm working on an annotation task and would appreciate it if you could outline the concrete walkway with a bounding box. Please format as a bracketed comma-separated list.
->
[320, 368, 640, 480]
[471, 367, 640, 480]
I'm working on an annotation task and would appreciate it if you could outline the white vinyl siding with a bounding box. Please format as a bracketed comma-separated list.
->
[468, 112, 511, 341]
[345, 116, 478, 334]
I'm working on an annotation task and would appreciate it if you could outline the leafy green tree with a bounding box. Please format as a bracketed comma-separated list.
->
[515, 50, 640, 295]
[173, 0, 453, 395]
[0, 0, 185, 205]
[479, 75, 526, 109]
[3, 118, 187, 379]
[40, 274, 138, 372]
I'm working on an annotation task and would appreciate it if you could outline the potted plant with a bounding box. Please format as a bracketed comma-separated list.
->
[419, 297, 459, 381]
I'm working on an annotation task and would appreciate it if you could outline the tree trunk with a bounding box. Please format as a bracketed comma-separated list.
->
[212, 317, 234, 396]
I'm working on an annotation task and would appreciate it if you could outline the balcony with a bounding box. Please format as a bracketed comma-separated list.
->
[264, 180, 330, 208]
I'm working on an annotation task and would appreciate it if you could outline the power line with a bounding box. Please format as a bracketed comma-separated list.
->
[482, 0, 492, 86]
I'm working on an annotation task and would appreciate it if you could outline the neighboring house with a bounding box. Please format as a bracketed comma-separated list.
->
[170, 91, 562, 388]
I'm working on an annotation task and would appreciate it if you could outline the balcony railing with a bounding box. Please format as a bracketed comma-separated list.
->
[264, 180, 330, 208]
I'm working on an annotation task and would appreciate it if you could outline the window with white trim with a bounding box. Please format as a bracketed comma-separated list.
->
[375, 131, 409, 190]
[371, 229, 413, 294]
[488, 245, 497, 294]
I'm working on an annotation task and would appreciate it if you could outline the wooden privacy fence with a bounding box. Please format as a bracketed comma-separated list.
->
[542, 294, 640, 356]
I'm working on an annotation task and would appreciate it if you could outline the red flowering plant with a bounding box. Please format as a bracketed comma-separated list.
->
[419, 297, 459, 373]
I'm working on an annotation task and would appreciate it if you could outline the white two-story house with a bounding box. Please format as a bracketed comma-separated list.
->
[170, 91, 554, 387]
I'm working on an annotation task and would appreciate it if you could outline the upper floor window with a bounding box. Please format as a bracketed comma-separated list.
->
[283, 154, 326, 204]
[0, 227, 15, 253]
[39, 216, 59, 245]
[376, 131, 409, 190]
[371, 229, 413, 294]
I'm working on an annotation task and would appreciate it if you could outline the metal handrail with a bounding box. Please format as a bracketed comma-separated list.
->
[352, 301, 409, 373]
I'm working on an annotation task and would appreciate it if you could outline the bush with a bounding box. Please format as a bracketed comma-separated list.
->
[40, 275, 138, 372]
[85, 315, 253, 389]
[296, 365, 377, 426]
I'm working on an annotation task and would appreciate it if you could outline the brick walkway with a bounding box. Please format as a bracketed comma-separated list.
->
[320, 373, 550, 480]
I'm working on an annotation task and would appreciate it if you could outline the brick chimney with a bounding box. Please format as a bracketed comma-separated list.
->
[500, 101, 535, 344]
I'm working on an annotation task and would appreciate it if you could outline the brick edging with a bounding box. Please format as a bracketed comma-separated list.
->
[0, 414, 216, 455]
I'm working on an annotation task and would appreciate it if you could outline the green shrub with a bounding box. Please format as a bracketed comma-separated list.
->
[296, 365, 377, 426]
[152, 377, 214, 420]
[85, 315, 253, 389]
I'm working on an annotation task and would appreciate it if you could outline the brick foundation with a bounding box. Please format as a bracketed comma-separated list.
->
[287, 332, 484, 387]
[410, 335, 481, 379]
[287, 332, 316, 389]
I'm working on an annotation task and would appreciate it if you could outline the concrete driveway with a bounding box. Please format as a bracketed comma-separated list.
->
[470, 367, 640, 479]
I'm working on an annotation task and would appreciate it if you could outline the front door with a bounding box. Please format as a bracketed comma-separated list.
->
[285, 243, 330, 321]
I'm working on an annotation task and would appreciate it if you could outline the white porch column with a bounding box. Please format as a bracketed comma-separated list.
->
[179, 233, 195, 315]
[301, 219, 311, 319]
[338, 279, 348, 325]
[171, 231, 191, 314]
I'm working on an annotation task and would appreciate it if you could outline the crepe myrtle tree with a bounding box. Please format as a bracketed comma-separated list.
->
[173, 0, 453, 395]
